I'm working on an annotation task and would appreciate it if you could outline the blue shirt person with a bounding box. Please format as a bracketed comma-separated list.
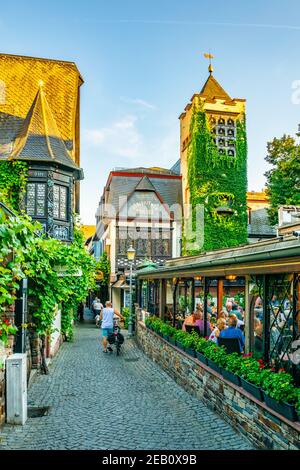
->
[218, 314, 245, 352]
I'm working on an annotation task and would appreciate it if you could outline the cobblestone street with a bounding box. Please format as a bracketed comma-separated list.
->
[0, 311, 253, 450]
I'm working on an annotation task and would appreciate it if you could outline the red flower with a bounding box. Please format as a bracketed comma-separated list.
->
[4, 319, 10, 325]
[0, 330, 2, 335]
[257, 358, 264, 364]
[279, 368, 285, 372]
[270, 367, 276, 371]
[243, 353, 253, 358]
[259, 365, 265, 369]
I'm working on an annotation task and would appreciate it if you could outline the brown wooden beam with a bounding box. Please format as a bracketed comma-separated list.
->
[217, 279, 223, 318]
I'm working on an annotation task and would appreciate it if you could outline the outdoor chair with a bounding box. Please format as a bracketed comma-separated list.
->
[218, 337, 242, 355]
[185, 325, 202, 336]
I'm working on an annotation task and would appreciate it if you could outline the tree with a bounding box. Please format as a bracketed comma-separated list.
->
[265, 134, 300, 225]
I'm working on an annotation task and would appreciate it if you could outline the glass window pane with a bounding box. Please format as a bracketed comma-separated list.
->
[53, 185, 60, 219]
[26, 183, 35, 216]
[36, 184, 46, 216]
[59, 186, 67, 220]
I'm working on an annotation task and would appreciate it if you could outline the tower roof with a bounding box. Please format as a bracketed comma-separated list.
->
[200, 74, 231, 100]
[9, 86, 79, 170]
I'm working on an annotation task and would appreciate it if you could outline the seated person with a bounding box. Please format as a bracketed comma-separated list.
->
[182, 310, 201, 331]
[208, 318, 227, 344]
[195, 306, 212, 336]
[232, 302, 243, 321]
[218, 314, 245, 352]
[254, 319, 263, 353]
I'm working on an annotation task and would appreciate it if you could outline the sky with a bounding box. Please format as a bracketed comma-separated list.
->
[1, 0, 300, 224]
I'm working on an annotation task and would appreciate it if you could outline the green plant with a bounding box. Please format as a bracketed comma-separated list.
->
[0, 319, 18, 346]
[122, 307, 130, 329]
[262, 369, 297, 404]
[184, 102, 248, 254]
[223, 352, 243, 375]
[204, 341, 227, 366]
[160, 322, 177, 338]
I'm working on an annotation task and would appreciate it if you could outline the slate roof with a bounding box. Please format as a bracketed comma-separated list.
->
[248, 208, 276, 237]
[135, 176, 157, 192]
[0, 53, 82, 158]
[6, 87, 79, 170]
[200, 74, 231, 100]
[106, 174, 182, 212]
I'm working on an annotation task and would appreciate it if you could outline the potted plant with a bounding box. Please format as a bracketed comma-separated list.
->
[221, 352, 242, 386]
[194, 337, 209, 365]
[160, 323, 176, 342]
[239, 355, 269, 401]
[262, 369, 298, 421]
[174, 330, 187, 352]
[181, 332, 198, 358]
[204, 342, 226, 374]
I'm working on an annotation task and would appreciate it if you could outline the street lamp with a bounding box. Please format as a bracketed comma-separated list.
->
[127, 244, 136, 337]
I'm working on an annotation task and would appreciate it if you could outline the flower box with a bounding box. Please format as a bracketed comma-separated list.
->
[168, 337, 176, 346]
[185, 347, 196, 358]
[240, 377, 264, 401]
[206, 358, 221, 374]
[175, 340, 185, 352]
[163, 335, 169, 342]
[263, 393, 298, 422]
[196, 352, 208, 365]
[221, 369, 241, 386]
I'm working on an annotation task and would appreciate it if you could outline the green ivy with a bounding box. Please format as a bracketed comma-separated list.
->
[0, 161, 28, 211]
[185, 103, 248, 255]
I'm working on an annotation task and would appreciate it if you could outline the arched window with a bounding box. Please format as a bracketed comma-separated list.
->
[0, 80, 6, 105]
[218, 118, 225, 125]
[218, 127, 225, 135]
[227, 119, 234, 126]
[227, 129, 235, 137]
[219, 148, 226, 155]
[227, 149, 235, 157]
[218, 138, 225, 146]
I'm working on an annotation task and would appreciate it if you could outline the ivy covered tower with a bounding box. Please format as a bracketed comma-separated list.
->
[180, 63, 248, 254]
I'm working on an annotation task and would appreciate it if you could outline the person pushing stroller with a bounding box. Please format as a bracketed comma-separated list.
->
[99, 301, 125, 353]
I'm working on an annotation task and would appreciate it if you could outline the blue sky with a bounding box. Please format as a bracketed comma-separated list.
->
[1, 0, 300, 224]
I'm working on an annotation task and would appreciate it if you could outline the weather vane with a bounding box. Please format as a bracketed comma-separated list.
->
[204, 52, 214, 74]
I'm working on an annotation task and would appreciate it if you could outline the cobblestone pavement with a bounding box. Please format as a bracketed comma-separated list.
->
[0, 310, 254, 450]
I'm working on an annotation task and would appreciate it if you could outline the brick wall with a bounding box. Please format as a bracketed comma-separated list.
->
[136, 321, 300, 450]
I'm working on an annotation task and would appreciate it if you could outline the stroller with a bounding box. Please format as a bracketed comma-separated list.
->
[107, 318, 124, 355]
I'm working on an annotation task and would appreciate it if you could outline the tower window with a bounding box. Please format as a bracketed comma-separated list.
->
[53, 184, 68, 221]
[227, 119, 235, 126]
[218, 118, 225, 125]
[227, 129, 235, 137]
[218, 127, 225, 135]
[26, 183, 46, 217]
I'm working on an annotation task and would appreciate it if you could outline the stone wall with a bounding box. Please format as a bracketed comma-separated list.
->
[136, 321, 300, 450]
